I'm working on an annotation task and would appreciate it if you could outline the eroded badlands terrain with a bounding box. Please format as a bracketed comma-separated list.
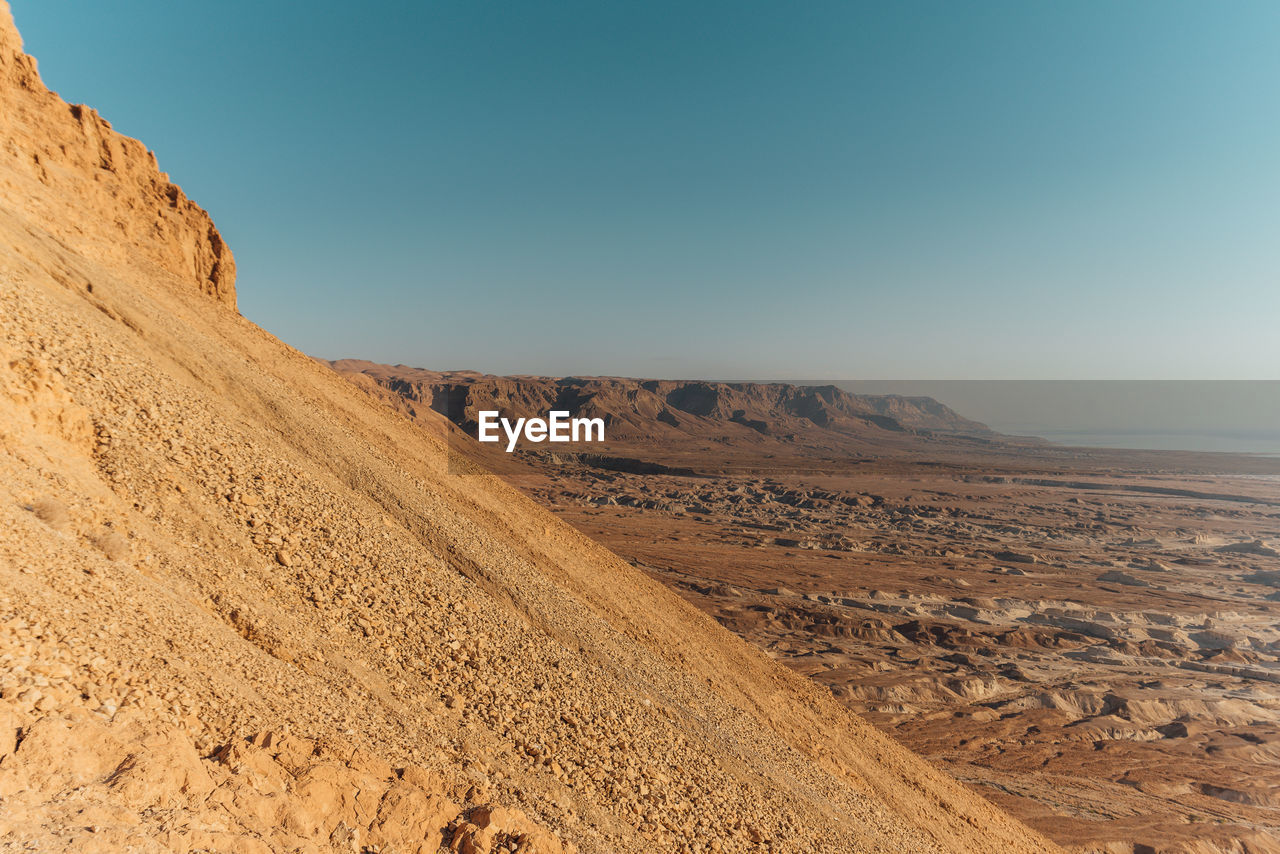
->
[341, 365, 1280, 854]
[527, 462, 1280, 854]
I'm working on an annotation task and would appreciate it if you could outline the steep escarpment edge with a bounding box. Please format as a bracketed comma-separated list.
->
[0, 1, 235, 308]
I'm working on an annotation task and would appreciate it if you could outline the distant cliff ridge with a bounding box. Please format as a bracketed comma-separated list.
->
[328, 361, 996, 443]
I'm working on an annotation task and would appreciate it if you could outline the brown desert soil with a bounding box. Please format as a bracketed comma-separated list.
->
[336, 366, 1280, 854]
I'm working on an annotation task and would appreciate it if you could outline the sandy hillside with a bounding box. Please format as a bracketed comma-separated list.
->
[0, 5, 1058, 853]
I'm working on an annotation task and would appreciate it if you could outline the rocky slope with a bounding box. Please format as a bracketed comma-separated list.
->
[0, 5, 1056, 853]
[329, 362, 996, 449]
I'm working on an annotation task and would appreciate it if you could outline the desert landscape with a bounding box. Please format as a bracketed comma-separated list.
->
[4, 3, 1277, 853]
[0, 5, 1066, 853]
[335, 363, 1280, 854]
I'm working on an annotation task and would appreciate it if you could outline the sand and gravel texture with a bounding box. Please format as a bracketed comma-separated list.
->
[0, 4, 1059, 852]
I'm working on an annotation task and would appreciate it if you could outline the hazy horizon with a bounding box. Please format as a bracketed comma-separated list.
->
[337, 358, 1280, 455]
[12, 1, 1280, 381]
[830, 380, 1280, 456]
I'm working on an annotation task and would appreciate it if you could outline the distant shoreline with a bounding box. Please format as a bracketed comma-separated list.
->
[808, 380, 1280, 458]
[1030, 430, 1280, 457]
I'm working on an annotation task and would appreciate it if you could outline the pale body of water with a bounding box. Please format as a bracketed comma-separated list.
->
[821, 381, 1280, 457]
[1015, 429, 1280, 457]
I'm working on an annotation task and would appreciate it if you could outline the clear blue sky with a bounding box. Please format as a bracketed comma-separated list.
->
[13, 1, 1280, 379]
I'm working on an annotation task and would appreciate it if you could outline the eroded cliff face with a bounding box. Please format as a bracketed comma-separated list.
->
[328, 362, 997, 447]
[0, 1, 235, 308]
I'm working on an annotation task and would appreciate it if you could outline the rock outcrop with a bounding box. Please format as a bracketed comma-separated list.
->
[0, 1, 235, 308]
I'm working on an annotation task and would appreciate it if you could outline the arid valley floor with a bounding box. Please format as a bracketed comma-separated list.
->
[340, 365, 1280, 854]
